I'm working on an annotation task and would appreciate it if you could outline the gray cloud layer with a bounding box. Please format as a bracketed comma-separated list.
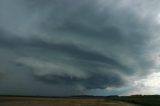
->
[0, 0, 159, 96]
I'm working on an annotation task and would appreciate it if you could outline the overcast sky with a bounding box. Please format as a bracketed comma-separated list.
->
[0, 0, 160, 96]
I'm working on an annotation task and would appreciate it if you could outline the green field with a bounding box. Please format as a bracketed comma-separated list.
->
[110, 95, 160, 106]
[0, 95, 159, 106]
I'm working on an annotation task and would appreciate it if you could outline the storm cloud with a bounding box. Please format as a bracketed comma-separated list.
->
[0, 0, 160, 96]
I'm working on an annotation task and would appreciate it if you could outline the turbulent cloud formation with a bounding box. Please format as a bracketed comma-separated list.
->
[0, 0, 160, 96]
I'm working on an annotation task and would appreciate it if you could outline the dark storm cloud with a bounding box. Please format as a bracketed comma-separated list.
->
[34, 72, 124, 89]
[0, 0, 159, 95]
[0, 34, 128, 71]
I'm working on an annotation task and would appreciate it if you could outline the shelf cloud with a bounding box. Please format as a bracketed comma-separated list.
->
[0, 0, 160, 96]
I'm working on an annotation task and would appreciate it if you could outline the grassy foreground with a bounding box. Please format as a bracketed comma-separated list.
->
[110, 95, 160, 106]
[0, 96, 138, 106]
[1, 95, 160, 106]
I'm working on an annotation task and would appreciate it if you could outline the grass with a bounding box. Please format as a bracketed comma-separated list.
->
[0, 96, 137, 106]
[1, 95, 160, 106]
[109, 95, 160, 106]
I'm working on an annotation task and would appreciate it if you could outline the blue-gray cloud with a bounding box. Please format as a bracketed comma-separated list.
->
[0, 0, 159, 96]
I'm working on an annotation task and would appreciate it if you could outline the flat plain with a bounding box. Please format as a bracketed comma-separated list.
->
[0, 96, 138, 106]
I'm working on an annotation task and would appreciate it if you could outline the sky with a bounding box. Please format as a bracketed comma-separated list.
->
[0, 0, 160, 96]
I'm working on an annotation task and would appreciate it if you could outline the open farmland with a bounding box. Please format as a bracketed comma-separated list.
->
[110, 95, 160, 106]
[0, 96, 138, 106]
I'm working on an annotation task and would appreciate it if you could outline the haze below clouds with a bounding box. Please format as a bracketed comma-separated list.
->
[0, 0, 160, 96]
